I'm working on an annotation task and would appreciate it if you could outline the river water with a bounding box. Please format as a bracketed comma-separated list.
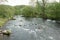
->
[0, 15, 60, 40]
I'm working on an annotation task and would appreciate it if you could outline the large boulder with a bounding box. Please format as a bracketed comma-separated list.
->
[2, 30, 11, 36]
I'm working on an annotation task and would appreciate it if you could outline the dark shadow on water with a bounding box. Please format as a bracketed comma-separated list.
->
[55, 23, 60, 28]
[24, 17, 33, 21]
[42, 18, 47, 22]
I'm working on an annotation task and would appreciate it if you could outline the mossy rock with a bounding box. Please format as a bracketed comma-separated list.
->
[2, 30, 11, 36]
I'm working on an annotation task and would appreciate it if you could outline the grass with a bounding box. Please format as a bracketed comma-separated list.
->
[0, 18, 8, 27]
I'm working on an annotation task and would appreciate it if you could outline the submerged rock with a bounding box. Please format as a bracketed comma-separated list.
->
[19, 25, 22, 26]
[35, 24, 37, 25]
[38, 27, 40, 29]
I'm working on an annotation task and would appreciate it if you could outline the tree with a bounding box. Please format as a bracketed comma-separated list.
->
[35, 0, 42, 16]
[35, 0, 47, 18]
[22, 6, 34, 17]
[41, 0, 47, 18]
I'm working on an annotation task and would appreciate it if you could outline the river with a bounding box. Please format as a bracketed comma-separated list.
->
[0, 15, 60, 40]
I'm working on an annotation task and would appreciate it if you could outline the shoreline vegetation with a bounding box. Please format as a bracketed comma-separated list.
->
[0, 18, 8, 27]
[0, 2, 60, 27]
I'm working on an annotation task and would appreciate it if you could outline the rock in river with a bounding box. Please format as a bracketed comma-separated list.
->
[0, 30, 11, 36]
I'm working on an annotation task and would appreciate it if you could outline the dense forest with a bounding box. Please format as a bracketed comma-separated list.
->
[0, 1, 60, 26]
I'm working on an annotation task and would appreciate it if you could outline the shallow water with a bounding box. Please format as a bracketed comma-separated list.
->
[0, 15, 60, 40]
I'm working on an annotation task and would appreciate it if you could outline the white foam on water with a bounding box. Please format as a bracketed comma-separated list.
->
[29, 30, 35, 34]
[47, 19, 51, 22]
[41, 25, 46, 28]
[52, 20, 56, 22]
[20, 27, 30, 31]
[23, 28, 30, 31]
[20, 27, 38, 38]
[35, 29, 43, 32]
[49, 36, 54, 40]
[29, 30, 38, 38]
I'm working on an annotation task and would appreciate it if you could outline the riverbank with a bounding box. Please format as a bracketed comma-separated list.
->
[0, 18, 8, 27]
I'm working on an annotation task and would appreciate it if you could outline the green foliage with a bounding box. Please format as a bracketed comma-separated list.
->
[21, 6, 35, 17]
[14, 2, 60, 20]
[0, 18, 7, 27]
[46, 2, 60, 20]
[35, 1, 42, 16]
[0, 5, 15, 26]
[14, 5, 25, 15]
[0, 2, 60, 21]
[46, 3, 56, 19]
[0, 5, 15, 19]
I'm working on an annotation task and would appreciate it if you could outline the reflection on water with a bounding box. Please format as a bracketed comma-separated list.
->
[0, 15, 60, 40]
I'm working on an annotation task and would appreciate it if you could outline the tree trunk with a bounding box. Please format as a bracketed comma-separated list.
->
[41, 0, 47, 19]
